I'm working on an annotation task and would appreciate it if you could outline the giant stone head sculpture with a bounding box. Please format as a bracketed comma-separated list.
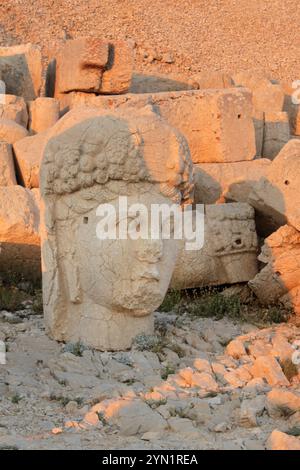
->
[40, 107, 194, 350]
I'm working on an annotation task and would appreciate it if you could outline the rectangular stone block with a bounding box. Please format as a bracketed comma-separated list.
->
[193, 159, 271, 204]
[13, 130, 49, 188]
[53, 38, 133, 98]
[282, 81, 300, 136]
[55, 38, 109, 94]
[28, 97, 59, 134]
[0, 186, 40, 280]
[249, 224, 300, 315]
[59, 88, 256, 163]
[0, 142, 17, 186]
[100, 40, 134, 94]
[190, 71, 234, 89]
[226, 139, 300, 234]
[170, 203, 258, 290]
[262, 111, 290, 159]
[253, 110, 264, 156]
[130, 72, 192, 94]
[233, 72, 285, 112]
[0, 43, 42, 100]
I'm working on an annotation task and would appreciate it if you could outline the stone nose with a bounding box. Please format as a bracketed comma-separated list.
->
[135, 239, 163, 263]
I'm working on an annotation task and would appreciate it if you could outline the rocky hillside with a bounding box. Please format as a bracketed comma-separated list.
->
[0, 0, 299, 83]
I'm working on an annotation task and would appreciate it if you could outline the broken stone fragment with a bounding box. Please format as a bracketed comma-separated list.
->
[100, 40, 134, 94]
[266, 388, 300, 418]
[0, 142, 17, 186]
[190, 71, 234, 89]
[52, 37, 133, 98]
[170, 203, 258, 290]
[54, 38, 109, 94]
[253, 109, 264, 156]
[54, 88, 256, 164]
[13, 130, 49, 188]
[28, 97, 60, 134]
[232, 71, 285, 112]
[266, 429, 300, 450]
[262, 111, 290, 160]
[249, 224, 300, 314]
[0, 43, 42, 100]
[91, 399, 167, 436]
[193, 159, 270, 204]
[282, 81, 300, 136]
[227, 139, 300, 234]
[225, 339, 247, 360]
[0, 185, 40, 280]
[239, 395, 266, 428]
[0, 118, 28, 144]
[250, 356, 289, 387]
[0, 94, 28, 127]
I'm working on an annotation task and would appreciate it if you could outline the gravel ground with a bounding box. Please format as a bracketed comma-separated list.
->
[0, 0, 299, 84]
[1, 302, 300, 450]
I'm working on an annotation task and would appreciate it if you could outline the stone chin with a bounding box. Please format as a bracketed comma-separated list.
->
[112, 278, 165, 316]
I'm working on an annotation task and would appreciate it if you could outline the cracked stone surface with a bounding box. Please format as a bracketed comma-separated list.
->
[1, 305, 300, 450]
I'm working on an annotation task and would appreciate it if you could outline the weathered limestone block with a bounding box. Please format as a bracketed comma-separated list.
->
[0, 118, 28, 144]
[55, 38, 109, 94]
[53, 38, 133, 98]
[253, 110, 264, 156]
[282, 81, 300, 136]
[294, 109, 300, 136]
[193, 159, 271, 204]
[251, 356, 289, 386]
[267, 389, 300, 418]
[0, 142, 16, 186]
[31, 187, 41, 208]
[189, 71, 234, 89]
[233, 72, 285, 112]
[13, 130, 49, 188]
[28, 97, 60, 134]
[130, 72, 192, 94]
[0, 186, 40, 280]
[40, 107, 194, 350]
[262, 111, 290, 160]
[249, 224, 300, 315]
[0, 44, 42, 100]
[226, 139, 300, 234]
[57, 88, 256, 164]
[266, 430, 300, 450]
[100, 40, 134, 94]
[90, 399, 167, 436]
[0, 94, 28, 127]
[170, 203, 258, 290]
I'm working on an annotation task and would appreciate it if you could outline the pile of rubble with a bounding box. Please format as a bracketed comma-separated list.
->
[0, 38, 300, 312]
[1, 38, 300, 449]
[0, 306, 300, 450]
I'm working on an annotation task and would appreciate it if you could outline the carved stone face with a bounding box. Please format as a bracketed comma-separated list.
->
[75, 191, 179, 316]
[40, 108, 194, 350]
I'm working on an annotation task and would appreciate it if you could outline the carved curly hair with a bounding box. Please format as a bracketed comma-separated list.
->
[41, 110, 194, 206]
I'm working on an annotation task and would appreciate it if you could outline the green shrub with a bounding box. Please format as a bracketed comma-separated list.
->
[0, 286, 28, 312]
[185, 290, 241, 320]
[159, 289, 182, 312]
